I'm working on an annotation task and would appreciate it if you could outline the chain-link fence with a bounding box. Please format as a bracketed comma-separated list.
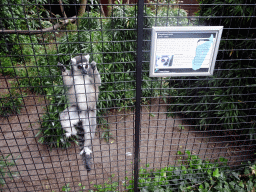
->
[0, 0, 255, 191]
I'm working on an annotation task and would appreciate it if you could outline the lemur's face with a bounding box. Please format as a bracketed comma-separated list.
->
[71, 54, 90, 74]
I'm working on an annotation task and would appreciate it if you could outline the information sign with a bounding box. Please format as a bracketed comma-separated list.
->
[149, 26, 223, 77]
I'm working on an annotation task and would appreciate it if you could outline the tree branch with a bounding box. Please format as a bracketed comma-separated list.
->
[78, 0, 88, 17]
[59, 0, 67, 19]
[0, 16, 77, 34]
[99, 0, 106, 17]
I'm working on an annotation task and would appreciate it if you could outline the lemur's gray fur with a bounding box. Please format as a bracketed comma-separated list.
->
[58, 54, 101, 170]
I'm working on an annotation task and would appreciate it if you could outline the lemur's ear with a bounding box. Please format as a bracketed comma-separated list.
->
[84, 54, 90, 62]
[71, 58, 76, 64]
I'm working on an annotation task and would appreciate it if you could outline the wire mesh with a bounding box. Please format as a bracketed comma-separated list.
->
[0, 0, 255, 191]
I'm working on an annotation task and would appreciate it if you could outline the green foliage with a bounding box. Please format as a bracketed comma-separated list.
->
[62, 183, 71, 192]
[151, 4, 190, 26]
[37, 82, 77, 148]
[0, 42, 69, 148]
[0, 0, 48, 30]
[91, 174, 119, 192]
[97, 117, 114, 142]
[61, 179, 119, 192]
[125, 151, 256, 192]
[92, 181, 119, 192]
[78, 182, 86, 192]
[169, 1, 256, 138]
[0, 0, 49, 56]
[197, 0, 255, 28]
[0, 57, 16, 76]
[17, 48, 59, 95]
[65, 151, 256, 191]
[0, 154, 19, 188]
[0, 88, 23, 116]
[0, 0, 75, 148]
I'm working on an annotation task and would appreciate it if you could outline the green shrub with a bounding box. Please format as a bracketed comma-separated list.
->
[0, 154, 19, 188]
[0, 0, 50, 58]
[0, 89, 23, 117]
[125, 151, 256, 192]
[17, 47, 59, 95]
[59, 151, 256, 191]
[90, 174, 119, 192]
[168, 1, 256, 139]
[37, 82, 75, 149]
[0, 57, 16, 77]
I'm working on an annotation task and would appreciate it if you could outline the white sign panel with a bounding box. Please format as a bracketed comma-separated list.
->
[149, 26, 223, 77]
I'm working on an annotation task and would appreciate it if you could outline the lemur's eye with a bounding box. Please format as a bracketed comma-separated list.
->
[85, 64, 88, 69]
[78, 65, 83, 69]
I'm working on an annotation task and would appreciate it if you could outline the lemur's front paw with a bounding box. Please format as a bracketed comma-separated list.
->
[90, 61, 97, 70]
[57, 62, 66, 72]
[65, 132, 72, 138]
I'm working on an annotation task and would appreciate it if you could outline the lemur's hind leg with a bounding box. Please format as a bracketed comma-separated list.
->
[76, 120, 92, 171]
[79, 110, 96, 156]
[77, 110, 97, 171]
[59, 106, 79, 137]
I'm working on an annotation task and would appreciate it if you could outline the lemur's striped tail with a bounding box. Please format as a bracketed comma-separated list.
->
[76, 121, 92, 171]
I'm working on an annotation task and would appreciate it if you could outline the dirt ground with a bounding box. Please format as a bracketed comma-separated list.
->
[0, 76, 253, 192]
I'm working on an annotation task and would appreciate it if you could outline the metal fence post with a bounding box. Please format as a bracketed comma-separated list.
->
[134, 0, 144, 191]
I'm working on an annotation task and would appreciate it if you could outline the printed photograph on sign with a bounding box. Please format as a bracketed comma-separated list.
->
[149, 26, 223, 77]
[155, 55, 174, 73]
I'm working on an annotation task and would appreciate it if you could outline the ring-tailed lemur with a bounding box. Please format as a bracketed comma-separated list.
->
[58, 54, 101, 171]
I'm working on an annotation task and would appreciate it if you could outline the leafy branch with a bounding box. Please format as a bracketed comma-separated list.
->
[0, 16, 77, 34]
